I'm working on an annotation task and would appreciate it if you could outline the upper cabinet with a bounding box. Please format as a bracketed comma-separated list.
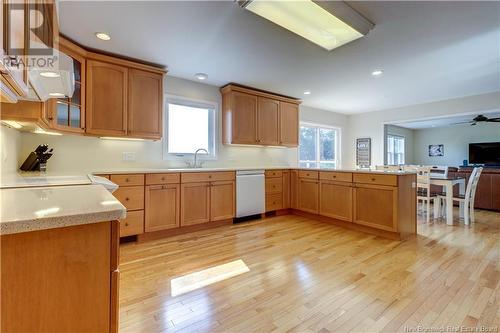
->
[128, 69, 163, 139]
[221, 84, 301, 147]
[86, 60, 128, 136]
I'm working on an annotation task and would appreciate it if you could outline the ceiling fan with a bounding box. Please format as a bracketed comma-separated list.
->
[453, 114, 500, 126]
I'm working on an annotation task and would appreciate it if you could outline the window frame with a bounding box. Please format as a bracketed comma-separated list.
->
[386, 134, 405, 165]
[162, 94, 218, 161]
[298, 122, 341, 169]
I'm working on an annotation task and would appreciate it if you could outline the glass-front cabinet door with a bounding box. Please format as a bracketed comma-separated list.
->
[48, 39, 86, 133]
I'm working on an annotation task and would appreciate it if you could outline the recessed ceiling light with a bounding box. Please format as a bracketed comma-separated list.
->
[371, 69, 384, 76]
[95, 32, 111, 41]
[194, 73, 208, 81]
[49, 92, 65, 97]
[40, 71, 60, 78]
[303, 90, 312, 95]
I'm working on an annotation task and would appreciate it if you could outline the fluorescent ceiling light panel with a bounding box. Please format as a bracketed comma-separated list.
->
[243, 0, 372, 51]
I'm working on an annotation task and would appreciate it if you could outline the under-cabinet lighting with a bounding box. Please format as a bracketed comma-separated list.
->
[240, 0, 373, 51]
[171, 259, 250, 297]
[33, 128, 62, 136]
[1, 120, 23, 129]
[100, 137, 145, 141]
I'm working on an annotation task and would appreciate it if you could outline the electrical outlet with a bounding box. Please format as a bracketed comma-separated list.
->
[122, 152, 136, 161]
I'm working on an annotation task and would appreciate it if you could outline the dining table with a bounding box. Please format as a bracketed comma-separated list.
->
[430, 175, 466, 225]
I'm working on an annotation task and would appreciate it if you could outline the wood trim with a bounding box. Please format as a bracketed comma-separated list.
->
[220, 84, 301, 104]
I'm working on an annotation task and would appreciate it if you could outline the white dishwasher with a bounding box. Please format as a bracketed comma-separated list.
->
[236, 170, 265, 218]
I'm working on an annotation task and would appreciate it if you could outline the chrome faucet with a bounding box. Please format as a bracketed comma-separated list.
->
[193, 148, 208, 168]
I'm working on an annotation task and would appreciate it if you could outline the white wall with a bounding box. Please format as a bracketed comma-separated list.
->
[385, 125, 415, 164]
[0, 125, 21, 175]
[345, 91, 500, 168]
[19, 76, 300, 173]
[413, 123, 500, 166]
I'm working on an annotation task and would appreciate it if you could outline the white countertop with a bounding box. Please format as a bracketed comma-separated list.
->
[0, 185, 126, 235]
[0, 173, 92, 189]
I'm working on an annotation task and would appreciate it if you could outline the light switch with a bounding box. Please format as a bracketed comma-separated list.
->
[122, 152, 136, 161]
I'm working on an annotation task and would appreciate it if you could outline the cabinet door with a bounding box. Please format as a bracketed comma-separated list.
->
[282, 170, 290, 209]
[319, 181, 352, 222]
[298, 178, 319, 214]
[210, 181, 235, 221]
[353, 184, 397, 232]
[128, 69, 163, 139]
[290, 170, 299, 209]
[181, 182, 210, 226]
[231, 92, 257, 144]
[145, 184, 180, 232]
[492, 174, 500, 211]
[279, 102, 299, 146]
[86, 60, 128, 136]
[257, 97, 279, 145]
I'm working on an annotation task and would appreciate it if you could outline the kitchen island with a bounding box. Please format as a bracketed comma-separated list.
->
[0, 185, 126, 333]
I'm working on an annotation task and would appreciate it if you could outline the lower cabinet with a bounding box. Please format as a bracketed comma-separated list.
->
[282, 170, 290, 209]
[210, 181, 235, 221]
[353, 184, 398, 232]
[120, 210, 144, 237]
[319, 181, 353, 222]
[290, 170, 299, 209]
[181, 182, 211, 226]
[145, 184, 180, 232]
[298, 178, 319, 214]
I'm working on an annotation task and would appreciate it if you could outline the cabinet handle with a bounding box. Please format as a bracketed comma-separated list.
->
[125, 222, 129, 227]
[371, 178, 376, 181]
[208, 175, 212, 179]
[161, 177, 165, 181]
[125, 178, 130, 182]
[125, 197, 130, 201]
[333, 175, 337, 178]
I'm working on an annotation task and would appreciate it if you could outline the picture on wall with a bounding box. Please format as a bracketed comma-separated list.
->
[428, 144, 444, 157]
[356, 138, 371, 167]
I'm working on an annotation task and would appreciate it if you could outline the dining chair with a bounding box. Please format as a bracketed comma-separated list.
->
[437, 167, 483, 225]
[430, 165, 448, 178]
[407, 166, 436, 223]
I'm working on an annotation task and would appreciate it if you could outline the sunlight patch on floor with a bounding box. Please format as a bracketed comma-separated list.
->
[170, 259, 250, 297]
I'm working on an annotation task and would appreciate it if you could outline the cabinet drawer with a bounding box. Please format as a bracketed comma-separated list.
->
[120, 210, 144, 237]
[265, 177, 283, 194]
[181, 171, 235, 183]
[353, 173, 397, 187]
[110, 174, 145, 187]
[113, 186, 144, 210]
[265, 170, 283, 178]
[266, 193, 283, 212]
[320, 171, 352, 183]
[146, 173, 180, 185]
[299, 170, 319, 179]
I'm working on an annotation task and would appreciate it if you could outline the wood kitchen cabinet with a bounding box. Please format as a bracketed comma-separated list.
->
[298, 178, 319, 214]
[279, 102, 299, 146]
[257, 97, 279, 145]
[86, 60, 128, 136]
[282, 170, 291, 209]
[353, 184, 398, 232]
[145, 184, 180, 232]
[320, 181, 353, 222]
[221, 84, 301, 147]
[210, 181, 235, 221]
[128, 69, 163, 139]
[181, 182, 211, 226]
[290, 170, 299, 209]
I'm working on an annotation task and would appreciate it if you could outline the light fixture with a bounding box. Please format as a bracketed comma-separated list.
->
[303, 90, 312, 95]
[33, 128, 62, 136]
[194, 73, 208, 81]
[239, 0, 373, 51]
[371, 69, 384, 76]
[100, 137, 145, 141]
[39, 71, 60, 78]
[1, 120, 22, 129]
[49, 92, 65, 97]
[95, 32, 111, 41]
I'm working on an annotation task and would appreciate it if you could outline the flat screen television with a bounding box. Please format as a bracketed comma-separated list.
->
[469, 142, 500, 166]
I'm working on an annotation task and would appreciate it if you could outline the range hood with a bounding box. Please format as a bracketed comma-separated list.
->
[24, 48, 75, 102]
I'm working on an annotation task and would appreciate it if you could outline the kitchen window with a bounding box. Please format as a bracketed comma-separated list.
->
[164, 97, 217, 159]
[387, 135, 405, 165]
[299, 123, 339, 169]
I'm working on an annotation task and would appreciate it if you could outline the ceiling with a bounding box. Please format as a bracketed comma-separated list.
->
[390, 111, 500, 129]
[58, 1, 500, 114]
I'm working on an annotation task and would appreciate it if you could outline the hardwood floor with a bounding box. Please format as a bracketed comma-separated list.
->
[119, 209, 499, 332]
